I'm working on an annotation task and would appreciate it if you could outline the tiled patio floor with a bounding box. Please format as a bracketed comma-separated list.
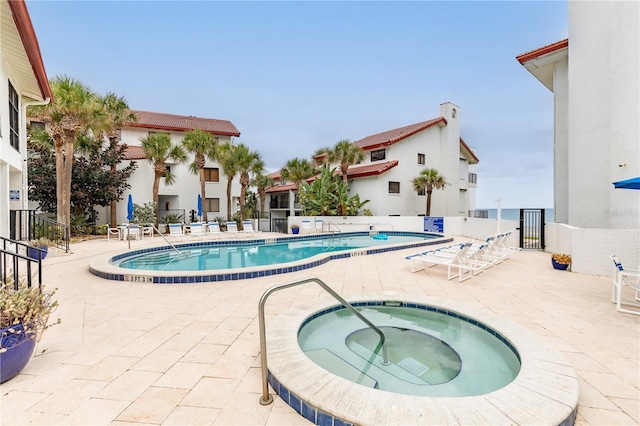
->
[1, 234, 638, 425]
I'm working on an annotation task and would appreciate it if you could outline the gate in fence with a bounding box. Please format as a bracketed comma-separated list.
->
[519, 208, 545, 250]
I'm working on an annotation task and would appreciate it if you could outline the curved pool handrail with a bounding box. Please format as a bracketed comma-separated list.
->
[258, 277, 389, 405]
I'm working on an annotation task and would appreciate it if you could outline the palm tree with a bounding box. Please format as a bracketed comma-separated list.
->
[28, 76, 102, 227]
[99, 93, 138, 227]
[280, 157, 316, 188]
[327, 139, 364, 185]
[139, 133, 187, 224]
[182, 129, 218, 220]
[252, 173, 274, 219]
[215, 142, 240, 220]
[412, 168, 448, 216]
[234, 144, 264, 222]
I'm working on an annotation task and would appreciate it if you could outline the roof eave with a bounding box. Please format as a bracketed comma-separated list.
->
[127, 122, 241, 137]
[8, 0, 52, 101]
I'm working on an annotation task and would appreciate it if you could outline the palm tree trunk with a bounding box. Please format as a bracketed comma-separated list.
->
[63, 132, 75, 227]
[153, 174, 161, 226]
[54, 138, 64, 225]
[426, 189, 433, 216]
[226, 177, 233, 220]
[199, 168, 206, 220]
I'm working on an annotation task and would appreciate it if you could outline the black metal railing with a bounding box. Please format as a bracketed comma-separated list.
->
[30, 214, 70, 252]
[0, 237, 43, 289]
[10, 210, 69, 252]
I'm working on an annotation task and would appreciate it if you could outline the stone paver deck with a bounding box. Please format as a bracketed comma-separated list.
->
[1, 234, 638, 425]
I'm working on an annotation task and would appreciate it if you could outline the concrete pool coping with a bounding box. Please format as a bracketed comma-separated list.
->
[266, 292, 579, 425]
[89, 232, 452, 283]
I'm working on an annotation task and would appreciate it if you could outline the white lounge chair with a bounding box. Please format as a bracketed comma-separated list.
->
[226, 221, 239, 233]
[242, 220, 260, 234]
[406, 242, 475, 282]
[207, 221, 221, 236]
[314, 219, 324, 233]
[141, 226, 154, 239]
[168, 223, 185, 238]
[301, 220, 313, 233]
[189, 223, 205, 237]
[610, 255, 640, 315]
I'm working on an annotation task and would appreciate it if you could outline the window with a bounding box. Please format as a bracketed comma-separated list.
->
[204, 167, 219, 182]
[388, 181, 400, 194]
[417, 153, 425, 165]
[205, 198, 220, 212]
[9, 81, 19, 151]
[371, 149, 386, 161]
[468, 172, 477, 184]
[417, 187, 425, 196]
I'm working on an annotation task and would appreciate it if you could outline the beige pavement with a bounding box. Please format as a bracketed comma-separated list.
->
[1, 234, 638, 425]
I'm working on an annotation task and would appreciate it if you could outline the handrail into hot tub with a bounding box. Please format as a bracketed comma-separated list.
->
[258, 277, 389, 405]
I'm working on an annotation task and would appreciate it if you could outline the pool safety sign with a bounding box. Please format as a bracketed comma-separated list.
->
[10, 189, 20, 201]
[423, 216, 444, 233]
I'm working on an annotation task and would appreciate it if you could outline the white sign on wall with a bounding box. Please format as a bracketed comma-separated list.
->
[10, 190, 20, 201]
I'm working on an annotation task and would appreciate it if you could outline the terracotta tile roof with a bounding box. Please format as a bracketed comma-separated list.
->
[353, 117, 447, 150]
[123, 145, 146, 160]
[346, 160, 399, 178]
[127, 110, 240, 137]
[516, 39, 569, 64]
[265, 183, 298, 194]
[266, 161, 399, 193]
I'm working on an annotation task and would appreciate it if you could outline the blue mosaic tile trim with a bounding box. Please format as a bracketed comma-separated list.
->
[268, 373, 353, 426]
[96, 232, 452, 284]
[298, 301, 520, 362]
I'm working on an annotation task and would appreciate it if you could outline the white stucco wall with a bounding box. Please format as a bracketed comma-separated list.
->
[0, 56, 32, 237]
[95, 127, 241, 225]
[347, 102, 473, 217]
[567, 0, 640, 229]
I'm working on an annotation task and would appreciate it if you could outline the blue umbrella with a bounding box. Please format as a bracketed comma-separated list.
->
[126, 194, 134, 248]
[197, 194, 202, 221]
[127, 194, 134, 221]
[613, 176, 640, 190]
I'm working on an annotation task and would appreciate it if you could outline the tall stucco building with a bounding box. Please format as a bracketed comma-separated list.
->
[518, 1, 639, 230]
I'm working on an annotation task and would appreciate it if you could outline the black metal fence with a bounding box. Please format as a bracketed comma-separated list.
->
[0, 237, 43, 289]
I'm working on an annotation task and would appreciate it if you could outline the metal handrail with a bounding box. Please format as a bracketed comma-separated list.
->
[258, 277, 388, 405]
[326, 221, 341, 234]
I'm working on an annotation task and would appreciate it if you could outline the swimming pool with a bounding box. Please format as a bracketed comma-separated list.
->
[90, 231, 451, 283]
[266, 294, 579, 425]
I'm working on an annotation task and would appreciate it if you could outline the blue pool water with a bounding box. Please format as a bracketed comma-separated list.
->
[114, 233, 438, 272]
[297, 303, 521, 397]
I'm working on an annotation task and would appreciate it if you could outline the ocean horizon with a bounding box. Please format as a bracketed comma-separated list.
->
[477, 208, 555, 223]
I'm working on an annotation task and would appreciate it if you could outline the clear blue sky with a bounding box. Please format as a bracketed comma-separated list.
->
[27, 0, 567, 209]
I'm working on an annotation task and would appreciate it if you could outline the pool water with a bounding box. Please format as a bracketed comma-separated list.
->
[114, 234, 435, 272]
[297, 304, 521, 397]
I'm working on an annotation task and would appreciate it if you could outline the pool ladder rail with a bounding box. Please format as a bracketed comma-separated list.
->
[258, 277, 389, 405]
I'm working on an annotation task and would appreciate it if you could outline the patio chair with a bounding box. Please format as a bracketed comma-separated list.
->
[189, 223, 205, 237]
[242, 220, 260, 234]
[314, 219, 324, 233]
[610, 255, 640, 315]
[207, 221, 221, 236]
[168, 223, 185, 238]
[301, 220, 313, 233]
[226, 221, 239, 233]
[126, 224, 141, 240]
[406, 242, 475, 282]
[141, 226, 154, 239]
[107, 226, 121, 241]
